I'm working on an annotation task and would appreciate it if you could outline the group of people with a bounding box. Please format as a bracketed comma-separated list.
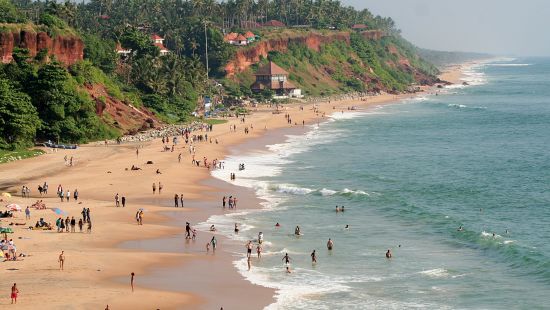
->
[173, 194, 184, 207]
[37, 182, 49, 195]
[222, 196, 238, 209]
[1, 239, 20, 261]
[114, 193, 126, 208]
[57, 185, 79, 202]
[55, 216, 89, 233]
[20, 186, 31, 198]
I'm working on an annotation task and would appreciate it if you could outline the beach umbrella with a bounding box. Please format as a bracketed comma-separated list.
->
[0, 227, 13, 240]
[1, 192, 11, 198]
[50, 207, 67, 215]
[5, 204, 21, 211]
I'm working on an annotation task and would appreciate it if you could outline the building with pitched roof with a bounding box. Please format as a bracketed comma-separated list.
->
[151, 34, 170, 56]
[251, 61, 302, 99]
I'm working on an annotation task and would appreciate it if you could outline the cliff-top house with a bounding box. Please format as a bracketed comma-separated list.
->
[251, 61, 302, 99]
[151, 34, 170, 56]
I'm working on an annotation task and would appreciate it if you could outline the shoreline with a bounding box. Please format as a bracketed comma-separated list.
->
[0, 62, 471, 309]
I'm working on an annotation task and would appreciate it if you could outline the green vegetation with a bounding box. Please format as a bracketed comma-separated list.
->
[203, 119, 228, 125]
[0, 149, 45, 164]
[0, 0, 445, 152]
[233, 33, 439, 96]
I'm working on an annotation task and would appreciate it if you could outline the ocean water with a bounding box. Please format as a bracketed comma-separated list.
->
[209, 57, 550, 309]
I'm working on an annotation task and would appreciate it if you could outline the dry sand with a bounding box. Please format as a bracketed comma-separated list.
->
[0, 66, 466, 309]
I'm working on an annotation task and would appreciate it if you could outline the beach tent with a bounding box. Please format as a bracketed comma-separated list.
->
[5, 204, 21, 211]
[50, 208, 67, 215]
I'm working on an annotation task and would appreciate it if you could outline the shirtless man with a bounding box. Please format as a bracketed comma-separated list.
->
[11, 283, 19, 304]
[131, 272, 135, 292]
[282, 253, 291, 265]
[386, 249, 392, 259]
[246, 241, 253, 258]
[327, 238, 334, 250]
[59, 251, 65, 270]
[311, 250, 317, 264]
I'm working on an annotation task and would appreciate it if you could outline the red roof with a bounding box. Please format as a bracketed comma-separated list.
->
[235, 34, 247, 41]
[244, 31, 255, 38]
[224, 32, 239, 41]
[255, 61, 288, 76]
[154, 42, 168, 51]
[262, 20, 286, 27]
[351, 24, 368, 29]
[151, 34, 163, 40]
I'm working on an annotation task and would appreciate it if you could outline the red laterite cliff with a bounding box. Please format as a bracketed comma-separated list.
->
[0, 30, 83, 66]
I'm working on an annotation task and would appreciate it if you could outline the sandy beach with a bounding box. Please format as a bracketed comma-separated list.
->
[0, 64, 467, 309]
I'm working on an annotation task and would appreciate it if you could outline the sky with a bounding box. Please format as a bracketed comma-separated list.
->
[343, 0, 550, 56]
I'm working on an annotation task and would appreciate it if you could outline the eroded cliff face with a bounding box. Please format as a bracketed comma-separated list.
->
[0, 30, 83, 66]
[225, 32, 351, 76]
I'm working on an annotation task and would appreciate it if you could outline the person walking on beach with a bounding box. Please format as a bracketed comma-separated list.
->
[327, 238, 334, 251]
[311, 250, 317, 264]
[257, 245, 262, 258]
[25, 206, 30, 220]
[185, 222, 192, 239]
[121, 196, 126, 207]
[11, 283, 19, 304]
[211, 236, 217, 252]
[115, 193, 120, 207]
[73, 189, 78, 201]
[152, 183, 156, 194]
[180, 194, 184, 207]
[222, 196, 226, 208]
[158, 182, 163, 194]
[131, 272, 135, 292]
[66, 190, 70, 202]
[70, 217, 76, 232]
[78, 219, 83, 232]
[59, 251, 65, 270]
[174, 194, 179, 207]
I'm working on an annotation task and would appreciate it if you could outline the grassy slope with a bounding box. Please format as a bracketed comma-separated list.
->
[224, 31, 440, 96]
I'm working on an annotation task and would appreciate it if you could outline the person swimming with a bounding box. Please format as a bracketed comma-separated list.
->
[295, 226, 301, 235]
[386, 249, 392, 258]
[275, 222, 280, 227]
[345, 225, 349, 229]
[234, 223, 239, 233]
[457, 226, 464, 231]
[327, 238, 333, 250]
[210, 225, 216, 232]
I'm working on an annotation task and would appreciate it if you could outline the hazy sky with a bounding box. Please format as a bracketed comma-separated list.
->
[343, 0, 550, 56]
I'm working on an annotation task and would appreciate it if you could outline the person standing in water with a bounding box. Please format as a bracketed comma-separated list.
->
[282, 253, 291, 265]
[311, 250, 317, 264]
[386, 249, 392, 259]
[131, 272, 135, 292]
[211, 236, 217, 251]
[295, 226, 301, 235]
[327, 238, 334, 250]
